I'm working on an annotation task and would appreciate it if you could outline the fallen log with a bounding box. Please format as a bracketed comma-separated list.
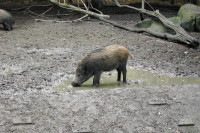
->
[113, 0, 199, 47]
[49, 0, 199, 47]
[49, 0, 109, 19]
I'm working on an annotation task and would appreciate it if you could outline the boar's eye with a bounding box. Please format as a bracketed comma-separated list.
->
[77, 74, 80, 77]
[83, 65, 88, 74]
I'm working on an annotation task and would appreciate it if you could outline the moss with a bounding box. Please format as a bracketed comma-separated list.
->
[178, 4, 200, 21]
[196, 16, 200, 31]
[169, 16, 181, 25]
[177, 4, 200, 31]
[135, 19, 176, 34]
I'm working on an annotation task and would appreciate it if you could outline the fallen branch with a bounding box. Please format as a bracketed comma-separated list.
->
[22, 4, 54, 18]
[40, 6, 53, 16]
[10, 4, 53, 11]
[88, 1, 103, 15]
[112, 0, 199, 47]
[49, 0, 109, 19]
[99, 18, 175, 40]
[48, 0, 198, 47]
[35, 14, 88, 23]
[80, 0, 89, 11]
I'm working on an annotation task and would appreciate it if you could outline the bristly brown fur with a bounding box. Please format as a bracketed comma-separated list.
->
[0, 9, 14, 31]
[72, 44, 132, 87]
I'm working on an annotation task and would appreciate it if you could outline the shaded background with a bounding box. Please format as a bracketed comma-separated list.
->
[0, 0, 200, 9]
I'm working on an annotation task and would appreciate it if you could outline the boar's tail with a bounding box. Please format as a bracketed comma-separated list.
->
[129, 53, 133, 59]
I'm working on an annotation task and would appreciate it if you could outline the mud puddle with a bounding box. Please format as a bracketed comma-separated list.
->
[53, 68, 200, 91]
[0, 65, 23, 75]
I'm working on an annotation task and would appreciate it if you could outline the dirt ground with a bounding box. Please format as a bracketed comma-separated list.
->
[0, 6, 200, 133]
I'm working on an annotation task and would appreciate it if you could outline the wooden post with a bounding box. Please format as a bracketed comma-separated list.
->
[140, 0, 145, 20]
[141, 0, 144, 9]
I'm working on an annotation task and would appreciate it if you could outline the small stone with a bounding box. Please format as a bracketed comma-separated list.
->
[134, 81, 139, 85]
[71, 125, 91, 133]
[99, 22, 104, 25]
[0, 120, 5, 126]
[144, 126, 155, 132]
[113, 128, 124, 133]
[178, 118, 195, 126]
[58, 127, 63, 133]
[178, 126, 199, 133]
[148, 98, 168, 105]
[27, 50, 36, 54]
[13, 117, 33, 125]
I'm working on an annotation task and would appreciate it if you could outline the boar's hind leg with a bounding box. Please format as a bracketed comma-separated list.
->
[116, 68, 121, 82]
[93, 72, 101, 86]
[122, 67, 127, 83]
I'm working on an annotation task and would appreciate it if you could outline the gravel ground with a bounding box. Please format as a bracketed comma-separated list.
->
[0, 7, 200, 133]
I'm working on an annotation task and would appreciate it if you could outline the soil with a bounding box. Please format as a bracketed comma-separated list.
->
[0, 6, 200, 133]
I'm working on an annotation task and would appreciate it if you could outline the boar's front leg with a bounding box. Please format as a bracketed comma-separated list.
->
[3, 21, 12, 31]
[93, 72, 101, 87]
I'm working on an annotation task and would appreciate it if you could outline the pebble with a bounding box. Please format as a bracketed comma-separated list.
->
[148, 98, 168, 105]
[178, 118, 195, 126]
[13, 117, 33, 125]
[71, 125, 91, 133]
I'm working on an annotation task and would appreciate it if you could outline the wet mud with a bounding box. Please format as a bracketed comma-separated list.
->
[0, 7, 200, 133]
[54, 68, 200, 90]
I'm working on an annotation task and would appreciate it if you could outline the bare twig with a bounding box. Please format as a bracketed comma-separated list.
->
[35, 14, 88, 23]
[40, 6, 53, 16]
[10, 7, 27, 11]
[99, 18, 172, 40]
[35, 19, 71, 23]
[80, 0, 89, 11]
[30, 4, 53, 7]
[49, 0, 109, 18]
[144, 0, 155, 11]
[44, 13, 69, 17]
[74, 14, 88, 21]
[89, 2, 103, 15]
[21, 4, 55, 18]
[10, 4, 53, 11]
[46, 0, 198, 47]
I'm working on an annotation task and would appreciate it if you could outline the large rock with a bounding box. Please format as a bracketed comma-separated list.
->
[178, 4, 200, 31]
[135, 4, 200, 34]
[178, 4, 200, 20]
[196, 15, 200, 31]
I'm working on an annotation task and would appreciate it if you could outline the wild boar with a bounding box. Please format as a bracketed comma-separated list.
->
[0, 9, 14, 31]
[72, 45, 132, 87]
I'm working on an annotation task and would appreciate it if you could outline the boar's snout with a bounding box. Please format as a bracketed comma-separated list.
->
[71, 82, 81, 87]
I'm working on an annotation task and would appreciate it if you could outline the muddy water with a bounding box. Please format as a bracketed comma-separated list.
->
[0, 65, 22, 75]
[54, 69, 200, 91]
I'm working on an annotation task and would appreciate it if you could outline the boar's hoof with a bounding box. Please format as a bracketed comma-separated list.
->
[92, 84, 100, 88]
[71, 82, 81, 87]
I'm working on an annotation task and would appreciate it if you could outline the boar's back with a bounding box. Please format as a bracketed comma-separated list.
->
[81, 45, 129, 72]
[0, 9, 13, 23]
